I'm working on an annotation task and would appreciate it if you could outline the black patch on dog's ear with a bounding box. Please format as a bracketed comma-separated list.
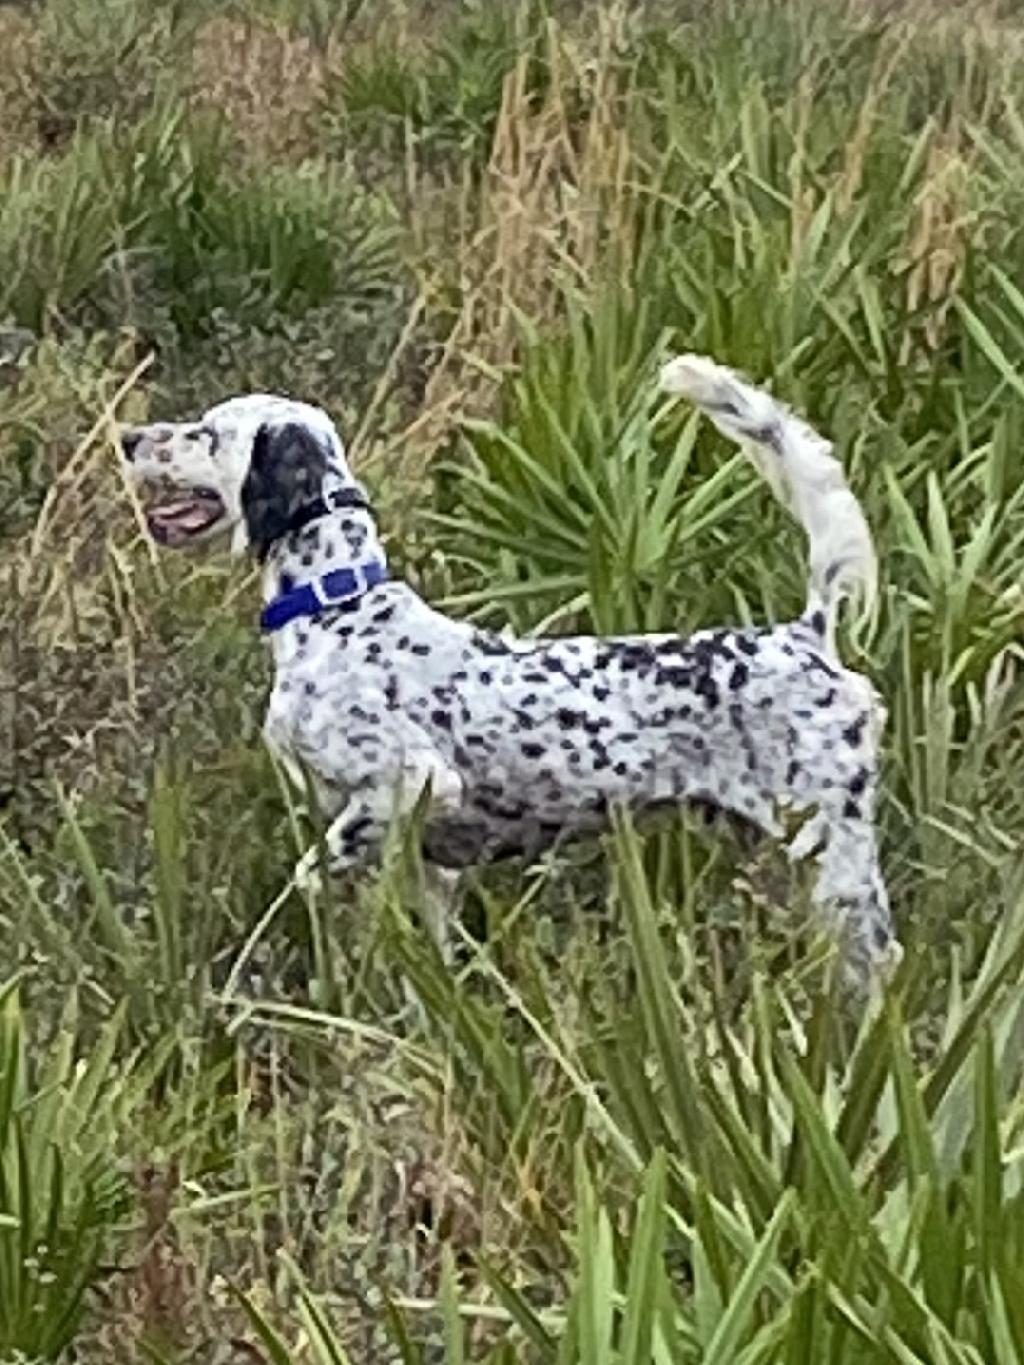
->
[241, 422, 330, 560]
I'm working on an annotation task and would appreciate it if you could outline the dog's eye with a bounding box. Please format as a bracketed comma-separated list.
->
[185, 428, 219, 450]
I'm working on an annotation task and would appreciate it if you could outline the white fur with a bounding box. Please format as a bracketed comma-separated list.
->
[660, 354, 877, 639]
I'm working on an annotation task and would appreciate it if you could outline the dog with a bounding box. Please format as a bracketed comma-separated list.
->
[120, 357, 900, 983]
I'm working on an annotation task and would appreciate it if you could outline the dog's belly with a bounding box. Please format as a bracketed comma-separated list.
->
[421, 808, 577, 868]
[434, 684, 789, 863]
[422, 790, 763, 870]
[445, 688, 788, 843]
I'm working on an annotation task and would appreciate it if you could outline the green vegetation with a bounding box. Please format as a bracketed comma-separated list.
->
[1, 0, 1023, 1359]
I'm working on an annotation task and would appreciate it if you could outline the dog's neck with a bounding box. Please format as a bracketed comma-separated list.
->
[261, 501, 386, 619]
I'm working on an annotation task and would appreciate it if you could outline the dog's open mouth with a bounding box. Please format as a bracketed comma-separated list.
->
[144, 487, 225, 546]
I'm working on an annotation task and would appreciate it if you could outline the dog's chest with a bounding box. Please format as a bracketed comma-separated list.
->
[263, 588, 471, 759]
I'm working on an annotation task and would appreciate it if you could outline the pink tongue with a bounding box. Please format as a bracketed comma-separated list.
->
[151, 499, 215, 531]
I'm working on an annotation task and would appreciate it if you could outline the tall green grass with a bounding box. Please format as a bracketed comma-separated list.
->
[0, 100, 400, 338]
[155, 810, 1024, 1362]
[0, 980, 132, 1359]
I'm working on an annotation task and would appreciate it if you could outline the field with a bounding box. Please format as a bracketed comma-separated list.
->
[2, 0, 1024, 1360]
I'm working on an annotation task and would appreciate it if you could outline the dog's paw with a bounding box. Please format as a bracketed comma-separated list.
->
[840, 930, 904, 1001]
[293, 849, 325, 895]
[877, 936, 904, 982]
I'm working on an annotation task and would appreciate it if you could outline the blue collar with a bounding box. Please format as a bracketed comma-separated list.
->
[260, 559, 389, 632]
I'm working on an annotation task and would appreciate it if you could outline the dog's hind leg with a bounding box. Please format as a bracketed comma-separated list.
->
[421, 864, 461, 966]
[787, 792, 900, 988]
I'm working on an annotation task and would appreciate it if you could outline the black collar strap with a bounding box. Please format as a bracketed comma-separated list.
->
[280, 485, 374, 542]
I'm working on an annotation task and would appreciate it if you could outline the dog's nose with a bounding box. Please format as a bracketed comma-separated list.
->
[121, 430, 143, 461]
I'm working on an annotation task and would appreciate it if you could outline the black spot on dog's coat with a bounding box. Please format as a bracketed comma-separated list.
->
[843, 714, 867, 747]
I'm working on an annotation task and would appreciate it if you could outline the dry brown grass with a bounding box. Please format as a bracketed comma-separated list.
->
[0, 9, 40, 159]
[189, 15, 330, 163]
[406, 16, 639, 464]
[902, 127, 973, 358]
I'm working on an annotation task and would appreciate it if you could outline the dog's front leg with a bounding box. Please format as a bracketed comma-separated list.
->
[293, 764, 463, 975]
[293, 748, 463, 892]
[293, 791, 387, 890]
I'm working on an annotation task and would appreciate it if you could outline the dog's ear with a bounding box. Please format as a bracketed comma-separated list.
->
[240, 422, 330, 561]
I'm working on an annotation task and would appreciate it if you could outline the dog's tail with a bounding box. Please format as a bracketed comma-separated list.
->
[659, 353, 876, 647]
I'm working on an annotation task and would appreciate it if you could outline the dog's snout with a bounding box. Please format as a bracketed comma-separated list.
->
[121, 430, 143, 461]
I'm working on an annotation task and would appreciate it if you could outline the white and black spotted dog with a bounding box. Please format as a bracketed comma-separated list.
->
[120, 356, 900, 983]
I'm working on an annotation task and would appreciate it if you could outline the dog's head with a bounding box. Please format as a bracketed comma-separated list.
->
[120, 394, 355, 558]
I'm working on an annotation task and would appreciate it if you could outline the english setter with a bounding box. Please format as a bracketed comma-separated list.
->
[120, 356, 900, 983]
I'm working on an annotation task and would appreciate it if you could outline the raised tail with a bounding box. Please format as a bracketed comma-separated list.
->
[659, 353, 876, 648]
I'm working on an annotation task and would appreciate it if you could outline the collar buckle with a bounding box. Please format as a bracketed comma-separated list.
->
[261, 557, 388, 633]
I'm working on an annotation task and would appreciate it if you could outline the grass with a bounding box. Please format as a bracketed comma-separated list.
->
[1, 0, 1024, 1359]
